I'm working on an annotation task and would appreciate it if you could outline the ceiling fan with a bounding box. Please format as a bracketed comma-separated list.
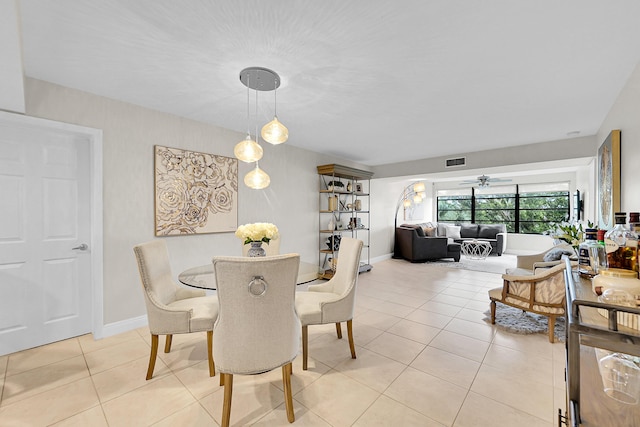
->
[459, 174, 512, 188]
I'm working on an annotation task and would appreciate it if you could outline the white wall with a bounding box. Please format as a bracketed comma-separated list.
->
[597, 61, 640, 214]
[24, 78, 365, 325]
[575, 159, 596, 223]
[0, 0, 25, 113]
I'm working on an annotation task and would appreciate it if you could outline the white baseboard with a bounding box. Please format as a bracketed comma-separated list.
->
[370, 253, 392, 264]
[95, 315, 148, 340]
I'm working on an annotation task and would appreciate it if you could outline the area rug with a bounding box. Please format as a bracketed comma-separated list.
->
[483, 304, 566, 342]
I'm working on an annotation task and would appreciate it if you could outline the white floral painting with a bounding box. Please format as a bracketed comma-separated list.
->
[155, 145, 238, 235]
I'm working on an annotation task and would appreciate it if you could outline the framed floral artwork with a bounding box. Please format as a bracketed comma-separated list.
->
[154, 145, 238, 235]
[597, 130, 621, 230]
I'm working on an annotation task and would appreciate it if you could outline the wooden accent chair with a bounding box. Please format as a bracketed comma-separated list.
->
[489, 261, 572, 343]
[212, 254, 300, 426]
[133, 240, 217, 380]
[295, 237, 363, 370]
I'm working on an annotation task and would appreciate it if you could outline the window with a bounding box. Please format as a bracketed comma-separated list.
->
[475, 186, 516, 232]
[437, 189, 471, 223]
[518, 183, 570, 234]
[436, 183, 570, 234]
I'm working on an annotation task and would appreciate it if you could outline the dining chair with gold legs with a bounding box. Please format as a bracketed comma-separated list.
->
[133, 240, 218, 380]
[295, 237, 363, 370]
[212, 254, 300, 426]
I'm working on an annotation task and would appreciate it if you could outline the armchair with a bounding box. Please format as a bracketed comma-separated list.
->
[489, 261, 573, 343]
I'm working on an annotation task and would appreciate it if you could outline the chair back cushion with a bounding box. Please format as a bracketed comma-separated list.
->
[212, 254, 301, 375]
[133, 240, 179, 306]
[502, 263, 567, 314]
[331, 237, 364, 297]
[314, 237, 363, 323]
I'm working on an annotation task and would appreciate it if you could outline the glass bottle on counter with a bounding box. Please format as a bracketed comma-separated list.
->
[630, 212, 640, 232]
[579, 228, 601, 277]
[597, 229, 608, 272]
[604, 212, 638, 274]
[630, 212, 640, 273]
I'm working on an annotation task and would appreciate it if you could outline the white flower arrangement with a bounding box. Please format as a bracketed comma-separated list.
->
[235, 222, 279, 245]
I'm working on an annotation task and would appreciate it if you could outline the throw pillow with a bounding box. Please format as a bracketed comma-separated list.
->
[543, 247, 575, 262]
[424, 227, 436, 237]
[445, 225, 461, 239]
[437, 223, 448, 237]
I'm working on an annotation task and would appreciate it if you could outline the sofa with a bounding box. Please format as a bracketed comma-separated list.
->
[393, 224, 461, 262]
[396, 222, 507, 257]
[450, 223, 507, 255]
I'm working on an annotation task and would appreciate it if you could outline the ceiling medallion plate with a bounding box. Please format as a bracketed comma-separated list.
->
[239, 67, 280, 91]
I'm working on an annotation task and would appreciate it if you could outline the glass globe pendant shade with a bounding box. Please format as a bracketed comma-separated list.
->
[261, 117, 288, 145]
[234, 135, 263, 163]
[244, 164, 270, 189]
[413, 182, 426, 193]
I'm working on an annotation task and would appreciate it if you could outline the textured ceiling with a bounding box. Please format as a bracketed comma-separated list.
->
[18, 0, 640, 166]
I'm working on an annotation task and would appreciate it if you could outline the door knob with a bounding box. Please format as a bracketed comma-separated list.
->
[72, 244, 89, 251]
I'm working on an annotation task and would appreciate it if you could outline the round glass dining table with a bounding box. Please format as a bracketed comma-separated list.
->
[178, 260, 321, 289]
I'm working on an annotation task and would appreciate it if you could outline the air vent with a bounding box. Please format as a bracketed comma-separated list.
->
[445, 157, 466, 167]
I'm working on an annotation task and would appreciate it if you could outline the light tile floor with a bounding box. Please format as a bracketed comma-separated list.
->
[0, 258, 566, 426]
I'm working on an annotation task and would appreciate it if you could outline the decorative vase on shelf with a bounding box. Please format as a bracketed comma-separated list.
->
[247, 241, 266, 257]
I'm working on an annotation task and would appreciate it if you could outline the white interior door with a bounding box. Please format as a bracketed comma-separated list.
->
[0, 119, 94, 355]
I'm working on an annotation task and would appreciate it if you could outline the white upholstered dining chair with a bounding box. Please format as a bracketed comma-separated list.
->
[212, 254, 300, 426]
[133, 240, 218, 380]
[294, 237, 363, 370]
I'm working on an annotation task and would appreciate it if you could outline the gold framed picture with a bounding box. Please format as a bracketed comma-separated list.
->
[597, 130, 621, 230]
[154, 145, 238, 235]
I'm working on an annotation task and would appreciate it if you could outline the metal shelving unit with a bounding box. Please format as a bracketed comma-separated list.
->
[317, 164, 373, 279]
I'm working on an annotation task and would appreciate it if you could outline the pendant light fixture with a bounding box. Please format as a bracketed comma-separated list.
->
[234, 70, 263, 163]
[244, 162, 270, 189]
[235, 67, 288, 189]
[261, 80, 288, 144]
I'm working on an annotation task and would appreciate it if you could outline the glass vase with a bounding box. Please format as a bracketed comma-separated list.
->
[247, 241, 266, 257]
